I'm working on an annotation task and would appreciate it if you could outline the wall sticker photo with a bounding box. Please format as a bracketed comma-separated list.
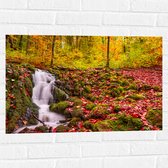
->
[6, 35, 162, 133]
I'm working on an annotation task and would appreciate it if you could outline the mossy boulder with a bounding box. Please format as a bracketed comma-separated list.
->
[83, 121, 95, 130]
[68, 117, 81, 127]
[84, 85, 92, 93]
[35, 126, 48, 132]
[85, 103, 96, 110]
[93, 113, 143, 131]
[89, 104, 109, 119]
[127, 94, 145, 100]
[70, 107, 84, 119]
[49, 101, 69, 114]
[146, 109, 162, 129]
[53, 87, 68, 102]
[69, 97, 82, 106]
[56, 125, 69, 132]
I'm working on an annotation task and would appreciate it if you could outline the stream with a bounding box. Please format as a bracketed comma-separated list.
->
[14, 69, 66, 133]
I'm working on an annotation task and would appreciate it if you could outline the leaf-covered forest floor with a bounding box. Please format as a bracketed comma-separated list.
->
[6, 63, 162, 133]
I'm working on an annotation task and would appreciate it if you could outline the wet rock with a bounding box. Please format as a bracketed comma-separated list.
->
[53, 87, 69, 102]
[56, 125, 69, 132]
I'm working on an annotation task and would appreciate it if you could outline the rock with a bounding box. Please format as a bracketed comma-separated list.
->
[56, 125, 69, 132]
[49, 101, 69, 114]
[53, 87, 69, 102]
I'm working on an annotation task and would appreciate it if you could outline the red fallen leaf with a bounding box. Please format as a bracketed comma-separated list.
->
[68, 101, 74, 106]
[68, 128, 76, 132]
[52, 127, 57, 132]
[89, 119, 99, 124]
[78, 121, 83, 129]
[66, 107, 73, 113]
[110, 117, 117, 120]
[132, 113, 140, 118]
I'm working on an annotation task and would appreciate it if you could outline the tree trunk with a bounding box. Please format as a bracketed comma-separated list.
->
[19, 35, 23, 51]
[6, 35, 14, 49]
[50, 36, 56, 67]
[26, 36, 30, 55]
[106, 36, 110, 68]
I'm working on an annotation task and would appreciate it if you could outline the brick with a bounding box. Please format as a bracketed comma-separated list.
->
[0, 114, 5, 130]
[157, 130, 168, 140]
[132, 0, 168, 12]
[0, 100, 5, 115]
[157, 156, 168, 168]
[103, 131, 156, 141]
[163, 98, 168, 113]
[0, 134, 55, 143]
[158, 14, 168, 27]
[0, 11, 55, 25]
[0, 0, 27, 9]
[163, 41, 168, 55]
[27, 25, 81, 35]
[104, 13, 156, 26]
[0, 70, 5, 84]
[82, 143, 130, 157]
[0, 25, 28, 36]
[0, 145, 27, 159]
[131, 142, 168, 155]
[56, 158, 102, 168]
[28, 144, 80, 158]
[0, 84, 5, 100]
[82, 0, 130, 11]
[0, 54, 5, 70]
[55, 132, 102, 143]
[29, 0, 80, 10]
[130, 27, 167, 39]
[0, 40, 5, 54]
[81, 26, 130, 36]
[163, 113, 168, 126]
[0, 160, 54, 168]
[104, 156, 155, 168]
[57, 12, 102, 25]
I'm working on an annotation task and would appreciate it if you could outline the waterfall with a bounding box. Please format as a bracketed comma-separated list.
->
[14, 69, 66, 133]
[32, 69, 65, 126]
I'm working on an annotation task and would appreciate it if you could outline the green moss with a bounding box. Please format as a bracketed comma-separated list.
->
[84, 85, 92, 93]
[94, 113, 143, 131]
[49, 101, 69, 114]
[84, 93, 96, 102]
[56, 125, 69, 132]
[83, 121, 94, 130]
[69, 97, 83, 106]
[128, 83, 138, 90]
[71, 107, 84, 119]
[155, 92, 162, 97]
[85, 103, 96, 110]
[141, 84, 152, 91]
[146, 109, 162, 129]
[153, 86, 161, 91]
[35, 126, 48, 132]
[114, 105, 121, 113]
[119, 80, 129, 87]
[68, 117, 81, 127]
[53, 87, 68, 102]
[89, 104, 109, 119]
[127, 94, 145, 100]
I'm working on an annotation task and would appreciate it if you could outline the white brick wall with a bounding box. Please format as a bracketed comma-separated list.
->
[0, 0, 167, 167]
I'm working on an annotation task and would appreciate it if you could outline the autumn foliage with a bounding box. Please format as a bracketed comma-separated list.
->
[6, 35, 162, 133]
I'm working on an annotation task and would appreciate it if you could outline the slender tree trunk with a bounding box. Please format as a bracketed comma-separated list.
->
[19, 35, 23, 51]
[6, 35, 14, 49]
[26, 36, 30, 55]
[106, 36, 110, 68]
[50, 36, 56, 67]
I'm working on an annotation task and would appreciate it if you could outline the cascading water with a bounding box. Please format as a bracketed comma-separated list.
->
[32, 69, 65, 127]
[15, 69, 66, 133]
